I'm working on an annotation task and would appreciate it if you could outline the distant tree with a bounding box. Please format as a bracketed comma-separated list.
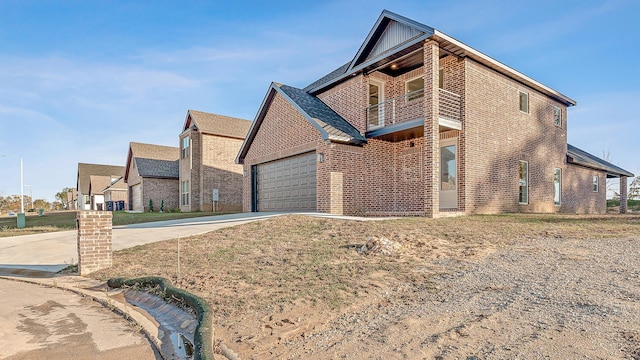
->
[629, 177, 640, 200]
[33, 199, 52, 211]
[55, 187, 74, 209]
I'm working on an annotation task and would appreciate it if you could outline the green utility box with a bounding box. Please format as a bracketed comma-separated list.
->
[17, 213, 25, 229]
[38, 208, 44, 216]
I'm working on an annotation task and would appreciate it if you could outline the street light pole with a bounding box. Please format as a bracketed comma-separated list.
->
[20, 157, 24, 214]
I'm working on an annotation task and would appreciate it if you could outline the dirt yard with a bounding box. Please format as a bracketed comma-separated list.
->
[90, 214, 640, 359]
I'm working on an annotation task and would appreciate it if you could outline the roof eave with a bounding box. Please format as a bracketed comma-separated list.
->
[431, 30, 576, 107]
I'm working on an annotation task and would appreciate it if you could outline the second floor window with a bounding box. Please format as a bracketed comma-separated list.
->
[406, 77, 424, 101]
[553, 106, 562, 127]
[181, 137, 190, 159]
[519, 91, 529, 113]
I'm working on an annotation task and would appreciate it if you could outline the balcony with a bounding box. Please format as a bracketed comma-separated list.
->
[366, 88, 462, 139]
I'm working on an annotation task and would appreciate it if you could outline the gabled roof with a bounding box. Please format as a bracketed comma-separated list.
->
[182, 110, 251, 139]
[134, 158, 179, 179]
[236, 82, 367, 164]
[567, 144, 634, 178]
[88, 175, 113, 196]
[305, 10, 576, 107]
[124, 142, 180, 182]
[77, 163, 125, 194]
[103, 176, 127, 192]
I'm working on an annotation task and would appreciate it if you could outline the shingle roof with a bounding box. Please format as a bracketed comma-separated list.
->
[89, 175, 114, 195]
[134, 158, 179, 179]
[77, 163, 125, 194]
[186, 110, 251, 139]
[130, 142, 179, 162]
[103, 176, 127, 192]
[567, 144, 634, 178]
[278, 84, 366, 144]
[303, 10, 575, 106]
[302, 62, 350, 92]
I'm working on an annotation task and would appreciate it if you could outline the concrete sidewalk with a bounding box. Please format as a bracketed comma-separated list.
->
[0, 212, 396, 273]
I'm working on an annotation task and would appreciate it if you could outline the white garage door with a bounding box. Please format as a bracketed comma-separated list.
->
[256, 152, 316, 211]
[131, 184, 142, 211]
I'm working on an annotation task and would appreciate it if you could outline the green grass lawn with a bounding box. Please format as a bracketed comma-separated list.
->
[0, 210, 236, 237]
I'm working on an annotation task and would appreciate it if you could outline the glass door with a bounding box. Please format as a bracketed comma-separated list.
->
[439, 140, 457, 209]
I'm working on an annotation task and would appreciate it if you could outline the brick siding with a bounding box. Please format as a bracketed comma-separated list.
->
[562, 165, 606, 214]
[77, 211, 112, 275]
[142, 178, 179, 212]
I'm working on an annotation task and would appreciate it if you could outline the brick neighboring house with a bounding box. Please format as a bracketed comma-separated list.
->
[179, 110, 251, 212]
[237, 10, 634, 216]
[76, 163, 125, 211]
[124, 142, 180, 212]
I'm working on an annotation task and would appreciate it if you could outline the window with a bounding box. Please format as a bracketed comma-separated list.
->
[519, 161, 529, 204]
[553, 168, 562, 206]
[406, 77, 424, 101]
[593, 175, 599, 192]
[438, 68, 444, 89]
[85, 195, 90, 205]
[440, 145, 456, 191]
[181, 180, 189, 205]
[519, 91, 529, 113]
[553, 106, 562, 127]
[181, 137, 190, 159]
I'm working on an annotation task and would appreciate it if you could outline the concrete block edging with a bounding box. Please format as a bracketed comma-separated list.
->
[108, 276, 218, 360]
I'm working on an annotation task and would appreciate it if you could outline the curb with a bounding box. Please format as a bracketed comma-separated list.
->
[108, 276, 215, 360]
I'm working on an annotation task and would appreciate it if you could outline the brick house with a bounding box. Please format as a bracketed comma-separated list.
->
[124, 142, 180, 212]
[76, 163, 125, 211]
[237, 10, 633, 216]
[179, 110, 251, 212]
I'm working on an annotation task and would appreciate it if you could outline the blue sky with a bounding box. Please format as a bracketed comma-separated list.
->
[0, 0, 638, 202]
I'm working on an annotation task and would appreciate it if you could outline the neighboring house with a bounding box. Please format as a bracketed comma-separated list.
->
[124, 142, 180, 212]
[103, 176, 128, 206]
[88, 175, 113, 211]
[179, 110, 251, 212]
[237, 10, 634, 217]
[66, 189, 77, 210]
[76, 163, 125, 211]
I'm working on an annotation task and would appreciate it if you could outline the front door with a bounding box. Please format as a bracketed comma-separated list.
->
[368, 81, 384, 129]
[439, 139, 457, 209]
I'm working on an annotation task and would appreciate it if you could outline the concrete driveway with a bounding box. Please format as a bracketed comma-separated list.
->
[0, 212, 288, 273]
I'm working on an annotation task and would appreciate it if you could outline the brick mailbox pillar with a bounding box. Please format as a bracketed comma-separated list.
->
[77, 211, 113, 275]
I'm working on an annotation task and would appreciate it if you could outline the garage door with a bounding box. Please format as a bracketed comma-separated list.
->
[131, 184, 142, 211]
[256, 152, 316, 211]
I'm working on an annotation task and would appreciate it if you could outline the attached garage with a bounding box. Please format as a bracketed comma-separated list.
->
[131, 184, 142, 211]
[254, 152, 317, 211]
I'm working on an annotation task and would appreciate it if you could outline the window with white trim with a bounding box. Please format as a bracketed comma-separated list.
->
[406, 77, 424, 101]
[519, 91, 529, 113]
[519, 161, 529, 204]
[553, 168, 562, 206]
[593, 175, 599, 192]
[553, 106, 562, 127]
[181, 136, 190, 159]
[181, 180, 190, 205]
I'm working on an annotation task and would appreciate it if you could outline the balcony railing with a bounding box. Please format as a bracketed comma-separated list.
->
[366, 88, 461, 132]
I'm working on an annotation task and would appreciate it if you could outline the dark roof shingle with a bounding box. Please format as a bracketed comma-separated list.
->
[567, 144, 634, 178]
[135, 158, 179, 179]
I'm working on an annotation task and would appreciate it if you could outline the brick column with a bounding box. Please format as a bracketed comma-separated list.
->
[620, 176, 628, 214]
[77, 211, 113, 275]
[423, 40, 440, 218]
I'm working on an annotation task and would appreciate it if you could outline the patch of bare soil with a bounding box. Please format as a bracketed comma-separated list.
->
[91, 214, 640, 359]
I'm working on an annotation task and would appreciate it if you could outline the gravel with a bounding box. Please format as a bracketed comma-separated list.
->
[282, 235, 640, 359]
